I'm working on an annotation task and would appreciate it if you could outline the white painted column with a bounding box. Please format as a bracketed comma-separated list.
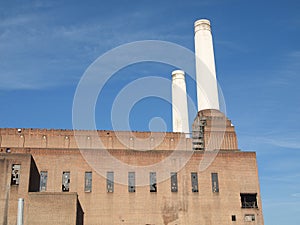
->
[17, 198, 24, 225]
[172, 70, 190, 135]
[194, 19, 220, 111]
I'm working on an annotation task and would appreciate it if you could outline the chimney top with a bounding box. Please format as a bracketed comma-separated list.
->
[194, 19, 211, 33]
[172, 70, 185, 80]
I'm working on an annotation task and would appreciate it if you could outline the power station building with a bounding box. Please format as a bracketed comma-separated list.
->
[0, 19, 264, 225]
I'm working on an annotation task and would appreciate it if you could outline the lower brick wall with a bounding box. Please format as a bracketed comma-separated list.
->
[26, 192, 78, 225]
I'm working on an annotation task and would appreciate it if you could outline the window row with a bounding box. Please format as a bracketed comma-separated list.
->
[9, 164, 258, 209]
[231, 214, 256, 222]
[39, 170, 220, 194]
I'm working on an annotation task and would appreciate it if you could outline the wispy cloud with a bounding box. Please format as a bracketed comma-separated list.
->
[0, 14, 36, 27]
[262, 173, 300, 183]
[188, 0, 237, 7]
[215, 40, 249, 53]
[263, 201, 300, 208]
[0, 2, 193, 91]
[238, 130, 300, 150]
[257, 131, 300, 149]
[261, 137, 300, 149]
[292, 193, 300, 198]
[266, 50, 300, 87]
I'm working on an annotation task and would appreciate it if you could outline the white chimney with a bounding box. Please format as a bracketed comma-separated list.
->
[172, 70, 190, 135]
[194, 19, 220, 111]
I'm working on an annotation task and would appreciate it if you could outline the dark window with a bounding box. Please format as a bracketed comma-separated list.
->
[11, 164, 21, 185]
[191, 172, 198, 192]
[40, 171, 48, 191]
[232, 215, 236, 221]
[62, 171, 70, 192]
[84, 172, 92, 192]
[211, 173, 219, 192]
[244, 214, 255, 222]
[171, 172, 178, 192]
[192, 118, 206, 150]
[107, 171, 114, 193]
[240, 193, 258, 208]
[128, 172, 135, 192]
[150, 172, 157, 192]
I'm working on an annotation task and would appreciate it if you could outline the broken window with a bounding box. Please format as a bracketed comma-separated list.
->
[39, 171, 48, 191]
[84, 172, 92, 192]
[128, 172, 135, 192]
[150, 172, 157, 192]
[244, 214, 255, 222]
[191, 172, 199, 192]
[171, 172, 178, 192]
[192, 118, 206, 150]
[211, 173, 219, 193]
[240, 193, 258, 208]
[11, 164, 21, 185]
[107, 171, 114, 193]
[62, 171, 70, 192]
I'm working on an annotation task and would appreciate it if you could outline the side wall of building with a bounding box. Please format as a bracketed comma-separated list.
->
[0, 154, 34, 225]
[2, 149, 263, 225]
[0, 154, 82, 225]
[26, 193, 81, 225]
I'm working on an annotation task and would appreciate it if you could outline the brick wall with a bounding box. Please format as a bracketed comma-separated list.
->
[1, 149, 263, 225]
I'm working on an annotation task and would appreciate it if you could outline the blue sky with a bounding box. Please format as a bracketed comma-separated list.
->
[0, 0, 300, 224]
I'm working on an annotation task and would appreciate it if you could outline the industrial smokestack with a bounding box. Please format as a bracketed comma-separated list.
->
[172, 70, 190, 135]
[17, 198, 24, 225]
[194, 19, 220, 111]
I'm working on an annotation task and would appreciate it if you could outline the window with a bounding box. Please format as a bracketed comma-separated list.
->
[150, 172, 157, 192]
[240, 193, 258, 208]
[232, 215, 236, 221]
[171, 172, 178, 192]
[192, 118, 206, 150]
[107, 171, 114, 193]
[85, 172, 92, 192]
[191, 172, 198, 192]
[62, 171, 70, 192]
[128, 172, 135, 192]
[211, 173, 219, 193]
[244, 214, 255, 222]
[11, 164, 21, 185]
[40, 171, 48, 191]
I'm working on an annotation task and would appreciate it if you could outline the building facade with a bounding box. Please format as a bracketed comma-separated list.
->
[0, 18, 264, 225]
[0, 110, 264, 225]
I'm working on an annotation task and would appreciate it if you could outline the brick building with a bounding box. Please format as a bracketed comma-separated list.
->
[0, 19, 264, 225]
[0, 109, 264, 225]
